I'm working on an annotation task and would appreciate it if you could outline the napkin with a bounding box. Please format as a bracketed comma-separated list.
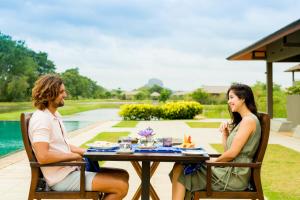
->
[134, 146, 182, 153]
[183, 161, 205, 175]
[86, 147, 119, 152]
[84, 157, 101, 172]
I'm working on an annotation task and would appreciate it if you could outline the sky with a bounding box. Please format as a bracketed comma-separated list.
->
[0, 0, 299, 91]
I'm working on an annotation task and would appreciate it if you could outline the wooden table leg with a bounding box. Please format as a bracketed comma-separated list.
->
[150, 185, 160, 200]
[131, 161, 142, 177]
[130, 161, 160, 200]
[149, 162, 160, 200]
[141, 161, 150, 200]
[131, 185, 141, 200]
[131, 161, 142, 200]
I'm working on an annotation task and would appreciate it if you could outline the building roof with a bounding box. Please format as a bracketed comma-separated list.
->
[227, 19, 300, 62]
[123, 91, 140, 96]
[150, 92, 160, 97]
[202, 85, 228, 94]
[172, 91, 192, 96]
[284, 64, 300, 72]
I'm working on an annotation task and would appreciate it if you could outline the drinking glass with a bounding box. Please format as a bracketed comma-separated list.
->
[163, 137, 172, 147]
[119, 137, 132, 151]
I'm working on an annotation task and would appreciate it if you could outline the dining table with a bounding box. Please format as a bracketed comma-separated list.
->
[84, 145, 210, 200]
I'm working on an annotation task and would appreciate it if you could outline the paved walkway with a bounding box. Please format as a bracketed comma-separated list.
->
[0, 119, 299, 199]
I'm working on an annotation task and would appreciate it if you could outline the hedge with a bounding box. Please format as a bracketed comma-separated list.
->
[119, 101, 203, 120]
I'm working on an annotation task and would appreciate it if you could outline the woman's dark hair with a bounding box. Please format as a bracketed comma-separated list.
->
[227, 83, 258, 128]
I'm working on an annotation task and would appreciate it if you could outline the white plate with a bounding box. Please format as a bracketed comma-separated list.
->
[116, 149, 134, 154]
[182, 150, 206, 155]
[136, 145, 157, 149]
[87, 142, 119, 149]
[176, 146, 203, 150]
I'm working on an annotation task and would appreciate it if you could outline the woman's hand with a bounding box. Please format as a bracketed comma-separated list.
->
[219, 121, 230, 137]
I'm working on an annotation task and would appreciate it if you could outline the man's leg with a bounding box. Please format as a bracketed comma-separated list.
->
[92, 167, 129, 200]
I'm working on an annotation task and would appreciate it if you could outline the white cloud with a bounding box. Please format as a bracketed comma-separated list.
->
[0, 0, 298, 90]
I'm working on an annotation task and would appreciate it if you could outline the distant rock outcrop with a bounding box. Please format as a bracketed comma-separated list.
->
[146, 78, 163, 87]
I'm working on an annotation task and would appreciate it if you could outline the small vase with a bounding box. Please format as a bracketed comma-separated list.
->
[141, 135, 154, 147]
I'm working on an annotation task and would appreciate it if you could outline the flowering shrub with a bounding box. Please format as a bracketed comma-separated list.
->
[161, 101, 203, 119]
[119, 104, 161, 120]
[119, 101, 202, 120]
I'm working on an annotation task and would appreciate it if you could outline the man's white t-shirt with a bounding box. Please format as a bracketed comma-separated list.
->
[29, 109, 77, 186]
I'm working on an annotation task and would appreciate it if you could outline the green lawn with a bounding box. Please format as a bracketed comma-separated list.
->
[203, 105, 230, 119]
[0, 102, 33, 113]
[211, 144, 300, 199]
[0, 100, 122, 120]
[113, 121, 138, 128]
[58, 100, 120, 116]
[0, 109, 35, 120]
[186, 122, 221, 128]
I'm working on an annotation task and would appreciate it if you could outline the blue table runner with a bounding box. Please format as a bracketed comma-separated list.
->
[87, 145, 206, 154]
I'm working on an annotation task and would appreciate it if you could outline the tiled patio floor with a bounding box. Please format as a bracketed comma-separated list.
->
[0, 119, 299, 199]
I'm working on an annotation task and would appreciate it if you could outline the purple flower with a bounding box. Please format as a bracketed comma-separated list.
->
[138, 127, 155, 137]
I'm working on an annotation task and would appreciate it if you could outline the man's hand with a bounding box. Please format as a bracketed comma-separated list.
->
[208, 157, 217, 162]
[69, 144, 86, 156]
[72, 152, 83, 161]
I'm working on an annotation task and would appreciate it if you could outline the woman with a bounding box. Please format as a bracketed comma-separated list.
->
[171, 83, 261, 200]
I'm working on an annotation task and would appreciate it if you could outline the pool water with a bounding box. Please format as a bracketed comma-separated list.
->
[0, 121, 22, 157]
[0, 120, 93, 158]
[0, 108, 120, 158]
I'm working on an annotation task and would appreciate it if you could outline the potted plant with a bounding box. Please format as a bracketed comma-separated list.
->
[286, 82, 300, 127]
[138, 127, 155, 147]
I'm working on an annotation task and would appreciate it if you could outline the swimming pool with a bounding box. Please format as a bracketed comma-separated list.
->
[0, 120, 94, 157]
[0, 121, 22, 157]
[0, 108, 121, 157]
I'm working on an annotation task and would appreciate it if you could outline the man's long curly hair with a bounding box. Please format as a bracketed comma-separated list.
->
[32, 74, 63, 110]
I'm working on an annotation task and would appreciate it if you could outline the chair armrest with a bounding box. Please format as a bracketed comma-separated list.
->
[30, 161, 85, 167]
[205, 161, 261, 168]
[30, 161, 86, 195]
[208, 153, 221, 157]
[205, 161, 261, 196]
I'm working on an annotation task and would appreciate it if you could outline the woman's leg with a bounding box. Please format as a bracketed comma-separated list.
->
[172, 163, 186, 200]
[91, 167, 129, 200]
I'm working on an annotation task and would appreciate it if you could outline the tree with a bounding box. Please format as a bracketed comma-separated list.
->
[6, 75, 29, 101]
[191, 88, 209, 104]
[149, 84, 163, 93]
[0, 32, 56, 101]
[31, 51, 56, 75]
[110, 87, 123, 99]
[134, 91, 148, 100]
[252, 81, 286, 117]
[159, 89, 172, 102]
[61, 68, 107, 99]
[286, 81, 300, 95]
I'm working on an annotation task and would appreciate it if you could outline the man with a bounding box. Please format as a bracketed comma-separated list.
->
[29, 74, 129, 200]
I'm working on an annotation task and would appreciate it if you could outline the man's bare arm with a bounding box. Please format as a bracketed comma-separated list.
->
[33, 142, 82, 164]
[69, 144, 86, 156]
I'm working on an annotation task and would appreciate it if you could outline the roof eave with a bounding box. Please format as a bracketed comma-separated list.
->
[227, 19, 300, 61]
